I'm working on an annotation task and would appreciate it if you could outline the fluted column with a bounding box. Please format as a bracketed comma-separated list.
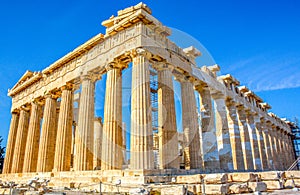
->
[236, 106, 254, 170]
[54, 85, 73, 171]
[255, 116, 268, 170]
[37, 93, 58, 172]
[101, 64, 124, 170]
[213, 94, 233, 171]
[287, 134, 296, 166]
[157, 66, 179, 169]
[74, 75, 95, 171]
[246, 112, 262, 170]
[226, 101, 245, 171]
[198, 86, 220, 171]
[275, 129, 286, 170]
[23, 101, 42, 172]
[130, 49, 154, 170]
[268, 123, 279, 170]
[180, 79, 202, 170]
[261, 119, 273, 169]
[94, 117, 102, 169]
[2, 110, 19, 174]
[274, 128, 284, 170]
[280, 130, 292, 170]
[11, 107, 30, 173]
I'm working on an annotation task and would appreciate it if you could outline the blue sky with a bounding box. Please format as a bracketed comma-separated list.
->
[0, 0, 299, 148]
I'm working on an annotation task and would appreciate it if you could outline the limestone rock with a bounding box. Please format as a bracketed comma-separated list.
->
[204, 173, 228, 184]
[264, 180, 284, 190]
[259, 171, 286, 181]
[160, 186, 185, 195]
[204, 184, 229, 195]
[248, 182, 267, 192]
[229, 183, 249, 194]
[229, 172, 259, 182]
[176, 174, 202, 184]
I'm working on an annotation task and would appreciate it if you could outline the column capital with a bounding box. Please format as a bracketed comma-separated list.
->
[61, 83, 74, 91]
[80, 73, 100, 83]
[211, 91, 225, 100]
[30, 99, 44, 107]
[44, 91, 60, 100]
[236, 104, 245, 111]
[11, 108, 20, 114]
[20, 104, 31, 112]
[130, 48, 152, 60]
[105, 59, 128, 71]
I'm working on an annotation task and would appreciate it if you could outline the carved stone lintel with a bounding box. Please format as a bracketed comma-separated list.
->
[152, 62, 174, 72]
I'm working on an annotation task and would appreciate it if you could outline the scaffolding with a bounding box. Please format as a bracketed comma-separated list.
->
[291, 122, 300, 169]
[149, 65, 159, 169]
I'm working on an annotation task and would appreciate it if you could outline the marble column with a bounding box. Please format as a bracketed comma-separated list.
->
[37, 94, 58, 172]
[268, 123, 279, 170]
[54, 85, 73, 171]
[2, 110, 19, 174]
[23, 101, 42, 172]
[274, 128, 284, 170]
[261, 119, 273, 169]
[255, 117, 268, 170]
[246, 112, 262, 170]
[130, 49, 154, 170]
[213, 95, 233, 171]
[198, 86, 220, 171]
[181, 79, 202, 170]
[226, 101, 245, 171]
[94, 117, 102, 169]
[11, 107, 30, 173]
[236, 106, 254, 170]
[283, 132, 292, 169]
[74, 75, 95, 171]
[287, 134, 296, 166]
[101, 65, 123, 170]
[157, 66, 179, 169]
[276, 130, 286, 169]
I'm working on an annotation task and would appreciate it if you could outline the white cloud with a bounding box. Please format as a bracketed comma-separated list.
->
[220, 53, 300, 92]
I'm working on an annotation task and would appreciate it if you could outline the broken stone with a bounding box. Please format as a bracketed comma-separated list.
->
[204, 173, 228, 184]
[204, 184, 229, 195]
[248, 182, 267, 192]
[229, 183, 249, 194]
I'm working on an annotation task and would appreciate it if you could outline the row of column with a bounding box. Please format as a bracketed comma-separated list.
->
[3, 85, 74, 174]
[3, 48, 296, 173]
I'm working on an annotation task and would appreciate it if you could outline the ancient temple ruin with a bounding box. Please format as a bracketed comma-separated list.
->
[0, 3, 297, 194]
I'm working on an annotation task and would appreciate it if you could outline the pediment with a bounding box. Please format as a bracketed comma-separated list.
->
[10, 70, 34, 91]
[8, 70, 42, 97]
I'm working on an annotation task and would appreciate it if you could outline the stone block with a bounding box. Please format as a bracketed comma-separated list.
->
[248, 182, 267, 192]
[264, 180, 284, 190]
[229, 183, 249, 194]
[259, 171, 285, 181]
[229, 172, 259, 182]
[286, 171, 300, 179]
[160, 185, 185, 195]
[204, 184, 229, 195]
[176, 174, 202, 184]
[204, 173, 228, 184]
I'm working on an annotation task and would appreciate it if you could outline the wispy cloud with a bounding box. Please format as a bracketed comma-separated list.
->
[220, 53, 300, 92]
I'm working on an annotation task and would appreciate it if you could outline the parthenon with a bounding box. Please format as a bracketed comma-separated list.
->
[0, 2, 297, 194]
